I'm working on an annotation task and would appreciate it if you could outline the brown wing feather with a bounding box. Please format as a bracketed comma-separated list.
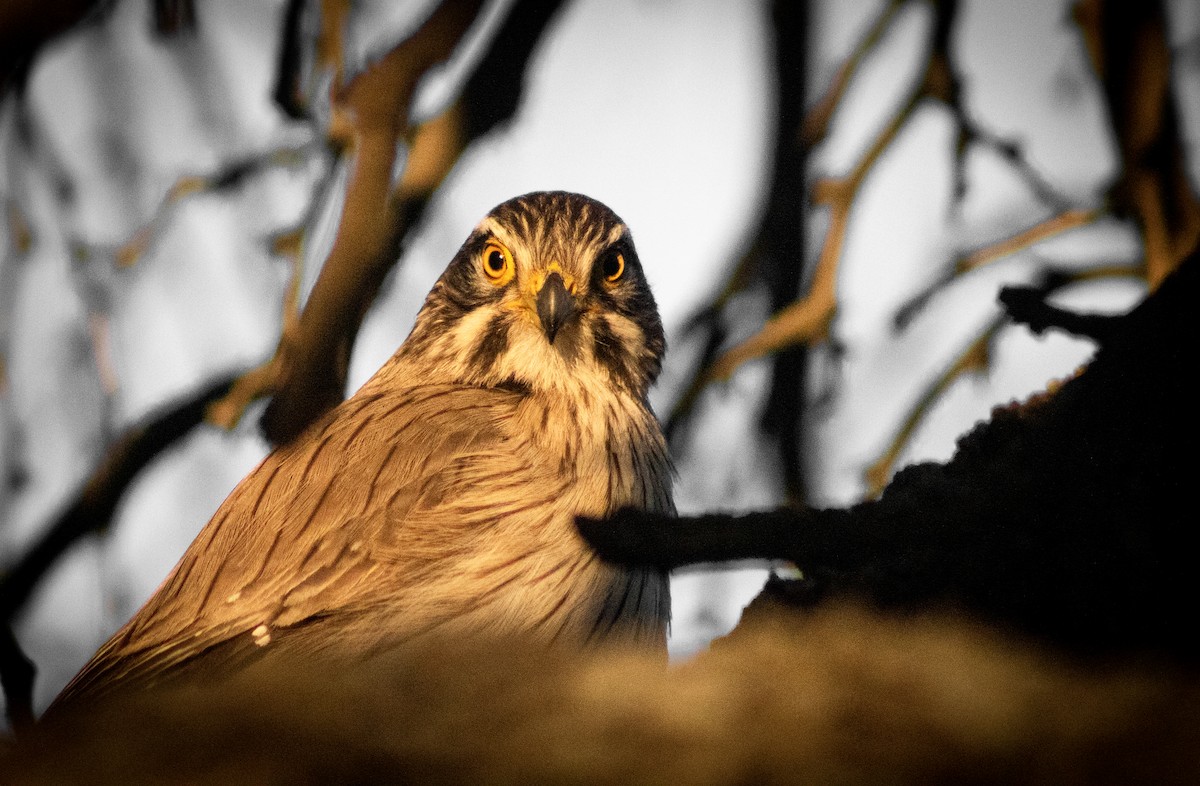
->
[51, 384, 528, 709]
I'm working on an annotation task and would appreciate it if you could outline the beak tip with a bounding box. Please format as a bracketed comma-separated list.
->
[537, 272, 577, 343]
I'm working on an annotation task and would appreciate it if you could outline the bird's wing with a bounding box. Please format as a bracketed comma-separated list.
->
[52, 383, 543, 707]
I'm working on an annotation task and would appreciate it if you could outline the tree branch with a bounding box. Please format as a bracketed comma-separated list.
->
[894, 207, 1105, 330]
[1075, 0, 1200, 287]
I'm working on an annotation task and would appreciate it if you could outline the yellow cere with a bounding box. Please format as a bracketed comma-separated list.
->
[528, 261, 578, 296]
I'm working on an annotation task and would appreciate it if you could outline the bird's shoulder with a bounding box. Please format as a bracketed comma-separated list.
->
[51, 382, 534, 708]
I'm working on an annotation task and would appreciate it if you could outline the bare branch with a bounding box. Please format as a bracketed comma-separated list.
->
[801, 0, 905, 148]
[1074, 0, 1200, 286]
[863, 316, 1000, 498]
[707, 60, 927, 382]
[895, 208, 1105, 331]
[956, 208, 1105, 274]
[665, 0, 810, 504]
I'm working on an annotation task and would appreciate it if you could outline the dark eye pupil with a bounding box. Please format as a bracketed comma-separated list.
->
[603, 254, 622, 279]
[487, 250, 505, 272]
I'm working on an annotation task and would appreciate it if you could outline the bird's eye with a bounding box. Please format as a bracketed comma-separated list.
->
[481, 241, 514, 285]
[602, 252, 625, 283]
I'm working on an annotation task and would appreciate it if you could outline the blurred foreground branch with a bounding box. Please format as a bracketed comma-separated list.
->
[7, 604, 1200, 783]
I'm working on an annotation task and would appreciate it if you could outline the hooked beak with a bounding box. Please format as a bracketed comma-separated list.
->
[536, 271, 577, 344]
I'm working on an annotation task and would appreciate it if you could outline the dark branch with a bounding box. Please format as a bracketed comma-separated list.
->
[0, 0, 111, 96]
[582, 255, 1200, 660]
[998, 283, 1121, 342]
[665, 0, 810, 502]
[0, 623, 35, 734]
[460, 0, 567, 141]
[272, 0, 309, 120]
[151, 0, 197, 37]
[578, 506, 829, 571]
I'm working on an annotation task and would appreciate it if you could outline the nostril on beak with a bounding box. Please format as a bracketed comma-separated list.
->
[537, 272, 577, 343]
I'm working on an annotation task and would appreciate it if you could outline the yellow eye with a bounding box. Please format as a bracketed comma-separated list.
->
[602, 251, 625, 283]
[481, 241, 514, 285]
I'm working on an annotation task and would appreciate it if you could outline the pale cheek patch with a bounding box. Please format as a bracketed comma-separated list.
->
[603, 313, 645, 349]
[451, 306, 502, 356]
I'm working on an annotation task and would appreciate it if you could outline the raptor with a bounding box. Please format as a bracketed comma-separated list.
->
[50, 191, 674, 712]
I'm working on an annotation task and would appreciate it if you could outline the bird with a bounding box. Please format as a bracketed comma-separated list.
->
[48, 190, 674, 712]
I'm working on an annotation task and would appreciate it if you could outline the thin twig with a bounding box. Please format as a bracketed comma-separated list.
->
[894, 208, 1105, 330]
[663, 240, 762, 441]
[112, 145, 318, 268]
[956, 208, 1105, 274]
[801, 0, 905, 148]
[863, 316, 1001, 497]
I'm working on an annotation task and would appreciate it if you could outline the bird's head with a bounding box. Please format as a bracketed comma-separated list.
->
[401, 192, 665, 398]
